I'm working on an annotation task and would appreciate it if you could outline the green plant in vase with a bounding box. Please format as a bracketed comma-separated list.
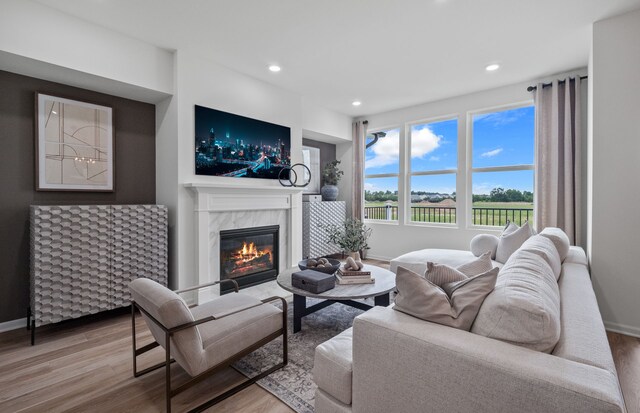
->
[325, 218, 372, 260]
[320, 160, 344, 201]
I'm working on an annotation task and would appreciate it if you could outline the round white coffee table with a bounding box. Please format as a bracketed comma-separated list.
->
[277, 264, 396, 333]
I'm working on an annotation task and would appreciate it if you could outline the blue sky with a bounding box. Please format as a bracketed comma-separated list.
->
[365, 105, 534, 195]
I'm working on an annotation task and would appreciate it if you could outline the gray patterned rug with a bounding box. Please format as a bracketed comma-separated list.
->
[234, 299, 367, 413]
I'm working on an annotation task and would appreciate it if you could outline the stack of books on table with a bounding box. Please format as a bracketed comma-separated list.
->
[336, 268, 375, 285]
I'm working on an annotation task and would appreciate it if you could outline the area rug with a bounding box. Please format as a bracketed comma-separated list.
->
[234, 299, 369, 413]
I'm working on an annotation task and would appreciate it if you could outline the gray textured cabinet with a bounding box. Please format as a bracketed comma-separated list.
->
[302, 201, 346, 258]
[29, 205, 167, 343]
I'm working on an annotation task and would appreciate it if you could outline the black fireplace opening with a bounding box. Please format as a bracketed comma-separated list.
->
[219, 225, 279, 294]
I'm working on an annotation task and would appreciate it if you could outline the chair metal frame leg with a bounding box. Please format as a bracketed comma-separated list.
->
[131, 296, 288, 413]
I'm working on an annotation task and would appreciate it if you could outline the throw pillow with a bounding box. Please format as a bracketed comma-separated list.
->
[539, 227, 570, 261]
[394, 266, 499, 331]
[471, 249, 561, 353]
[456, 250, 494, 276]
[495, 221, 533, 263]
[519, 235, 562, 280]
[470, 234, 499, 259]
[425, 251, 493, 285]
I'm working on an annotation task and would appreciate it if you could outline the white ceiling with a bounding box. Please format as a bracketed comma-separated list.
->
[34, 0, 640, 116]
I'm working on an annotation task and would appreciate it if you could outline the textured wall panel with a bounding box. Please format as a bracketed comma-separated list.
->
[302, 201, 345, 258]
[30, 205, 168, 328]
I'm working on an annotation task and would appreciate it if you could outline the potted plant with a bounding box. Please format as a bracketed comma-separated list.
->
[321, 160, 344, 201]
[325, 218, 372, 260]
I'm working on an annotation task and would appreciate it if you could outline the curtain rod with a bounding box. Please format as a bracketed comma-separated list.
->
[527, 75, 588, 92]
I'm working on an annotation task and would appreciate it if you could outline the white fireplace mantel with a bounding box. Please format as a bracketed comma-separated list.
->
[185, 182, 304, 303]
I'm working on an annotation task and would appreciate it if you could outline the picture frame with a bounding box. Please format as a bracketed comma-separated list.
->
[35, 93, 114, 191]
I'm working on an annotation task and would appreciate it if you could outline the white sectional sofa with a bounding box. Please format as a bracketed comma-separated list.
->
[313, 232, 626, 413]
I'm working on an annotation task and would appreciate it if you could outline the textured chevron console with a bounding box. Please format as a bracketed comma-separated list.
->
[302, 201, 346, 258]
[29, 205, 167, 343]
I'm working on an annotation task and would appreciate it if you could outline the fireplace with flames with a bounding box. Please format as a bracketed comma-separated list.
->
[219, 225, 279, 294]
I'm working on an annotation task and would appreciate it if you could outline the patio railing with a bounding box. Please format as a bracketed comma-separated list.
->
[364, 205, 533, 226]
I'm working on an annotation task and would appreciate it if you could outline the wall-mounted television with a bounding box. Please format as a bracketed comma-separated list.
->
[195, 105, 291, 179]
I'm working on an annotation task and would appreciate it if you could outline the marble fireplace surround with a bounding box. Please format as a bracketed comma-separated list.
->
[185, 182, 304, 303]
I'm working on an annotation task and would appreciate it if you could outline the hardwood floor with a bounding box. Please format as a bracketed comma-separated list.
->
[608, 331, 640, 413]
[1, 258, 638, 413]
[0, 310, 293, 413]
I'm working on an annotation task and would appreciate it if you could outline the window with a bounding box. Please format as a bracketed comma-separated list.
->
[409, 118, 458, 224]
[364, 128, 400, 221]
[470, 105, 535, 227]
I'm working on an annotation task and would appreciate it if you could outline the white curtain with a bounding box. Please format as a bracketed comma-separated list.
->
[352, 121, 367, 220]
[534, 77, 582, 245]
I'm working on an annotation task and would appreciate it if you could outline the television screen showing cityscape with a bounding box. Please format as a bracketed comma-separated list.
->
[195, 105, 291, 179]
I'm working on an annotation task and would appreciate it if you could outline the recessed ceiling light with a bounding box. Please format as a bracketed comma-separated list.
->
[485, 63, 500, 72]
[352, 101, 362, 106]
[268, 65, 281, 72]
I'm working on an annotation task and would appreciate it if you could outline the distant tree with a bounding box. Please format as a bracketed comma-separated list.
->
[490, 187, 507, 202]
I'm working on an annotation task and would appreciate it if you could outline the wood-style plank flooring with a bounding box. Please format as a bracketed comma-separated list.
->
[0, 258, 638, 413]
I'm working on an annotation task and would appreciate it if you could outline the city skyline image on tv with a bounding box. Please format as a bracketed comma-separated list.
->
[195, 105, 291, 179]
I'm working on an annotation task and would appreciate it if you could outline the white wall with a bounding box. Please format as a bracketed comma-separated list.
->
[0, 0, 174, 97]
[302, 97, 352, 143]
[590, 8, 640, 337]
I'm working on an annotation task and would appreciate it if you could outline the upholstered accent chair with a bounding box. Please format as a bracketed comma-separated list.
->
[129, 278, 287, 413]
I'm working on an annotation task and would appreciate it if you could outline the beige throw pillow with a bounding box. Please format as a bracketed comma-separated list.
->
[471, 249, 561, 353]
[456, 250, 494, 276]
[425, 250, 493, 285]
[539, 227, 570, 261]
[394, 266, 499, 331]
[495, 221, 533, 263]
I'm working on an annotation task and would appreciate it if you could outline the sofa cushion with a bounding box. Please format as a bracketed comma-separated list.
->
[471, 249, 561, 353]
[495, 222, 533, 263]
[313, 327, 354, 405]
[470, 234, 499, 259]
[553, 262, 618, 375]
[394, 266, 498, 331]
[519, 235, 562, 280]
[540, 227, 571, 261]
[390, 249, 502, 276]
[564, 246, 588, 266]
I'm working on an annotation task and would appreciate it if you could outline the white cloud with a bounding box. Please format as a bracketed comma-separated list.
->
[480, 148, 503, 158]
[365, 129, 400, 169]
[411, 126, 441, 158]
[429, 156, 440, 161]
[366, 126, 442, 170]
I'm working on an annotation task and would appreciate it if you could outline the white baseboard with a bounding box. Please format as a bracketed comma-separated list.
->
[604, 321, 640, 339]
[0, 317, 27, 333]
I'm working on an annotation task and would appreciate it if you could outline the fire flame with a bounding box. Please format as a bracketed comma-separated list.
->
[238, 241, 269, 261]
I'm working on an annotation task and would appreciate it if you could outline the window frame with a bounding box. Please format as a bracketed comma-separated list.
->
[466, 101, 535, 229]
[405, 114, 459, 228]
[363, 125, 402, 224]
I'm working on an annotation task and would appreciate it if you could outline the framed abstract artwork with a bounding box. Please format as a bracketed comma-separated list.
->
[35, 93, 114, 191]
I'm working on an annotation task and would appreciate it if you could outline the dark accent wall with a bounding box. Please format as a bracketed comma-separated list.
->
[0, 70, 156, 323]
[302, 138, 337, 186]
